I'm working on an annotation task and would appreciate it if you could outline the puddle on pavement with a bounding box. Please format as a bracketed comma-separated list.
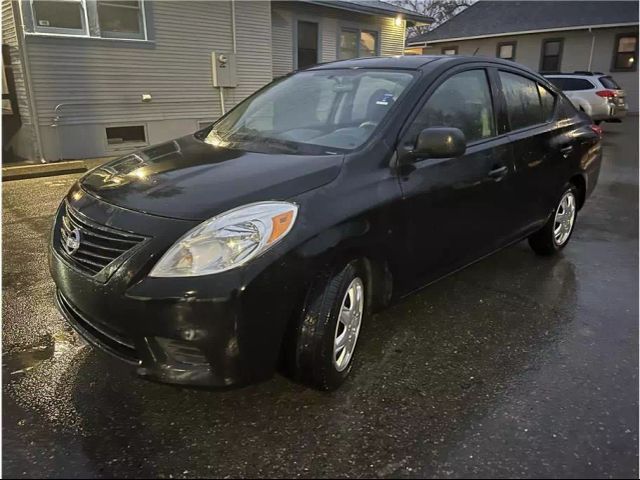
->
[3, 330, 79, 376]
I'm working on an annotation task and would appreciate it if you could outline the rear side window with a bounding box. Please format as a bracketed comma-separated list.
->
[408, 69, 495, 144]
[547, 77, 594, 91]
[599, 76, 621, 89]
[499, 71, 542, 130]
[538, 84, 556, 121]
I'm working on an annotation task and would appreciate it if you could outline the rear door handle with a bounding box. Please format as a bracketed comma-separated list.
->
[560, 145, 574, 158]
[488, 165, 508, 180]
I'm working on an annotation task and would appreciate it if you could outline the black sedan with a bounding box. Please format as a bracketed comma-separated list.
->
[50, 55, 602, 390]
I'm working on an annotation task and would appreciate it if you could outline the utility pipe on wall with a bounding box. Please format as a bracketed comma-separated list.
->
[587, 27, 596, 71]
[219, 0, 237, 116]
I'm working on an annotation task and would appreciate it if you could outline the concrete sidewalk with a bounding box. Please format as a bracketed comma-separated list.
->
[2, 157, 115, 181]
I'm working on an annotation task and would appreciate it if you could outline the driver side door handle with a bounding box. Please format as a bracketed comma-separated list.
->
[488, 165, 508, 181]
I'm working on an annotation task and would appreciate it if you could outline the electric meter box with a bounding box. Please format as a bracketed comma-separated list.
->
[211, 51, 237, 87]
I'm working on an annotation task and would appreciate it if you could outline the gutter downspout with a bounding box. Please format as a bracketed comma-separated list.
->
[587, 26, 596, 71]
[16, 1, 45, 162]
[219, 0, 237, 116]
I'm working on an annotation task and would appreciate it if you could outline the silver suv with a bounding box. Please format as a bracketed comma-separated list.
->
[545, 72, 627, 124]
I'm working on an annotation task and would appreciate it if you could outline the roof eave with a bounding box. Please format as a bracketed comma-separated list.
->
[304, 0, 434, 24]
[407, 21, 640, 46]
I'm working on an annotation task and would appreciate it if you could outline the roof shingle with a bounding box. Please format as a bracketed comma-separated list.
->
[408, 1, 639, 45]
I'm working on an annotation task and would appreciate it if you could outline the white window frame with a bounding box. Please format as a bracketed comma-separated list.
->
[24, 0, 148, 41]
[31, 0, 89, 36]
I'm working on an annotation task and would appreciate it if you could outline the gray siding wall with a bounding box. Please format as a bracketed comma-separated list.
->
[23, 0, 272, 160]
[2, 0, 37, 159]
[272, 2, 406, 78]
[423, 26, 640, 112]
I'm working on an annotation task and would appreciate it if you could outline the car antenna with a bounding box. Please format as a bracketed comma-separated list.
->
[472, 47, 479, 56]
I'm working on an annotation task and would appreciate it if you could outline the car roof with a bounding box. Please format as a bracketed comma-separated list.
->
[308, 55, 542, 75]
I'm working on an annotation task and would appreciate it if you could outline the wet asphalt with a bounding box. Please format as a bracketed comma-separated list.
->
[2, 118, 638, 479]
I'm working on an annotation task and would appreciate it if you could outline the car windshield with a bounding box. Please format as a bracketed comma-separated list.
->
[203, 69, 416, 155]
[599, 76, 621, 90]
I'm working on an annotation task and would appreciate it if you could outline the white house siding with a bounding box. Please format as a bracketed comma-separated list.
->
[2, 0, 37, 159]
[271, 2, 406, 78]
[22, 0, 272, 160]
[422, 26, 639, 112]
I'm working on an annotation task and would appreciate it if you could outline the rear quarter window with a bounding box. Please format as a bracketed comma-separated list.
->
[599, 76, 621, 89]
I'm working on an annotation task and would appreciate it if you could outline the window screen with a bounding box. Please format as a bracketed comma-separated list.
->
[499, 71, 543, 130]
[33, 0, 84, 31]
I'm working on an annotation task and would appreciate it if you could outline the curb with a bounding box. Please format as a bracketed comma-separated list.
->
[2, 157, 114, 182]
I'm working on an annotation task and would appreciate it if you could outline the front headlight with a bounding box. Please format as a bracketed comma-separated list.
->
[149, 201, 298, 277]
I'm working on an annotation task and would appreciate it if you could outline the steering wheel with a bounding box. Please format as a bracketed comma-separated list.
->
[358, 121, 378, 130]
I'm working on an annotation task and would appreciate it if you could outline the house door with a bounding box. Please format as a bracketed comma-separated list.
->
[297, 21, 318, 69]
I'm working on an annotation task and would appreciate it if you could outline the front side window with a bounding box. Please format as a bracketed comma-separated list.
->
[408, 69, 496, 144]
[205, 69, 415, 154]
[540, 39, 563, 73]
[27, 0, 147, 40]
[339, 28, 379, 59]
[613, 34, 638, 71]
[499, 71, 543, 130]
[497, 42, 516, 60]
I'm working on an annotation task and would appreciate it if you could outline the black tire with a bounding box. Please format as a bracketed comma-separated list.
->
[290, 260, 366, 391]
[528, 184, 578, 255]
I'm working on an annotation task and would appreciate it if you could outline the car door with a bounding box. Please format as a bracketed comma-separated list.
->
[496, 69, 571, 234]
[394, 66, 517, 288]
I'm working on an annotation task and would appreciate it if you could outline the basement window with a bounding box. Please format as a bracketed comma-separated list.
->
[106, 125, 147, 146]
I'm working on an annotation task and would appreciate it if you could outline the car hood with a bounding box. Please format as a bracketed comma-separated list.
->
[80, 135, 344, 221]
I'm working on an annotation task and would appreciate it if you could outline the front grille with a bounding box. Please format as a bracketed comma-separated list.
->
[59, 203, 145, 276]
[56, 290, 139, 363]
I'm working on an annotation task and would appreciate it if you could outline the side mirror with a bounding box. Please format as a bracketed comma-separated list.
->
[413, 127, 467, 159]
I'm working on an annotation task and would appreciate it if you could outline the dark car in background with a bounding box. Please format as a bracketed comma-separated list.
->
[50, 55, 602, 391]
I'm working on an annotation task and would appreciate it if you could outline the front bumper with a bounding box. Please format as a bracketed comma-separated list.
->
[50, 186, 307, 387]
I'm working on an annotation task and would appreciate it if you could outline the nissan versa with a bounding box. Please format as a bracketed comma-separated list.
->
[50, 56, 602, 390]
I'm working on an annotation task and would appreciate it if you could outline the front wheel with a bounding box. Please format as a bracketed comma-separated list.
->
[528, 185, 578, 255]
[290, 261, 366, 391]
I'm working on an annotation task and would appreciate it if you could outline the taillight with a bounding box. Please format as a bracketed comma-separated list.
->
[595, 90, 616, 98]
[591, 124, 603, 137]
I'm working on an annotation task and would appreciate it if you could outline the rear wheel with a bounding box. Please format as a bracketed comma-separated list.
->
[528, 185, 578, 255]
[290, 261, 365, 391]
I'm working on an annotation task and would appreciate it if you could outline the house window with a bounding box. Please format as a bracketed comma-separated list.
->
[106, 125, 147, 146]
[97, 1, 145, 39]
[497, 42, 516, 60]
[339, 28, 379, 59]
[442, 46, 458, 55]
[32, 0, 87, 35]
[27, 0, 147, 40]
[540, 38, 563, 73]
[613, 34, 638, 71]
[297, 21, 318, 69]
